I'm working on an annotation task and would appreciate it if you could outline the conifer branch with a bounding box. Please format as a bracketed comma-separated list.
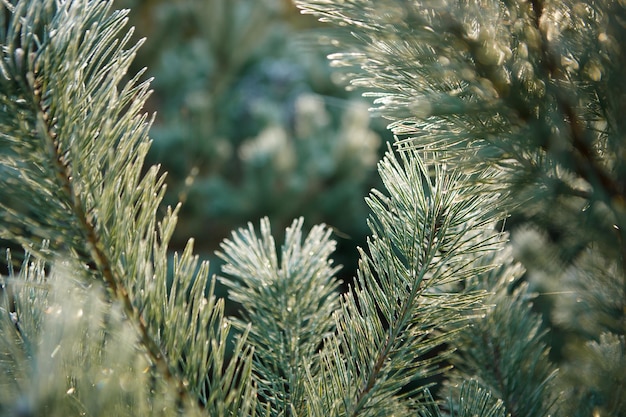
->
[299, 147, 503, 416]
[1, 0, 623, 414]
[527, 0, 624, 208]
[526, 0, 626, 317]
[0, 1, 255, 414]
[36, 85, 191, 407]
[7, 3, 196, 408]
[219, 217, 341, 416]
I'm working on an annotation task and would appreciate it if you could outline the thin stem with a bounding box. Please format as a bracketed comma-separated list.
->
[348, 229, 436, 417]
[29, 71, 196, 409]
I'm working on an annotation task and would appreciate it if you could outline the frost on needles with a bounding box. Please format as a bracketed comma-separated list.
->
[1, 0, 625, 417]
[0, 1, 254, 415]
[295, 0, 626, 415]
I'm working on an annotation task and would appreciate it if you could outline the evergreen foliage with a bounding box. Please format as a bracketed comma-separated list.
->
[218, 217, 342, 415]
[0, 0, 624, 417]
[118, 0, 385, 269]
[294, 0, 626, 414]
[0, 1, 253, 415]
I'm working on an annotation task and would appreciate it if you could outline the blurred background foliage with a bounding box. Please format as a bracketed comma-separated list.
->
[117, 0, 391, 283]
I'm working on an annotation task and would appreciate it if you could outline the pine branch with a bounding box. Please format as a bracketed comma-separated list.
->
[419, 232, 557, 417]
[446, 380, 506, 417]
[218, 217, 342, 416]
[0, 252, 194, 416]
[31, 61, 186, 404]
[0, 0, 622, 415]
[295, 7, 626, 413]
[302, 147, 504, 416]
[524, 0, 625, 209]
[0, 1, 255, 414]
[294, 1, 626, 260]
